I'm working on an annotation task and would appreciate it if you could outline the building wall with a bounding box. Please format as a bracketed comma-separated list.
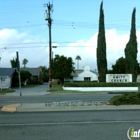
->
[0, 76, 11, 89]
[73, 71, 98, 81]
[73, 65, 98, 81]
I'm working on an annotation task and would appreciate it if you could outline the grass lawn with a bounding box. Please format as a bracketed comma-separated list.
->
[49, 85, 108, 94]
[0, 89, 15, 95]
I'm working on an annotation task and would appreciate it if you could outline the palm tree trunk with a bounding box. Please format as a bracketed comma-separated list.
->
[77, 60, 79, 70]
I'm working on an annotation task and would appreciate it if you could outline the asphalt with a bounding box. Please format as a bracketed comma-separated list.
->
[1, 84, 140, 112]
[1, 103, 140, 112]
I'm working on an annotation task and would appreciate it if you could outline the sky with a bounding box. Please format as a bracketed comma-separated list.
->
[0, 0, 140, 71]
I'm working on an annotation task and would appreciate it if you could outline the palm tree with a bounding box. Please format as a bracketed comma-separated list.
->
[10, 58, 17, 68]
[22, 58, 28, 68]
[75, 55, 81, 70]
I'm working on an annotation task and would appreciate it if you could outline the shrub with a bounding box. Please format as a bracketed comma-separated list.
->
[20, 70, 32, 85]
[110, 92, 140, 105]
[63, 82, 140, 87]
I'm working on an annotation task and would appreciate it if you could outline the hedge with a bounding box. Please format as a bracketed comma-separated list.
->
[110, 92, 140, 105]
[63, 82, 140, 87]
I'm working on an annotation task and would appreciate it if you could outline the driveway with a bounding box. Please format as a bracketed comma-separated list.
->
[5, 83, 49, 96]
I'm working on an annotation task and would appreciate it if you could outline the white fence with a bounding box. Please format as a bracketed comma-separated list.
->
[63, 87, 138, 92]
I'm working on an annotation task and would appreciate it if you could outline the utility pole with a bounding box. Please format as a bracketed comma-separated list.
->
[44, 2, 53, 90]
[16, 51, 22, 96]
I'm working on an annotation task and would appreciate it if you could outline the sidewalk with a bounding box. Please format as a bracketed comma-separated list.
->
[1, 103, 140, 112]
[4, 84, 50, 96]
[4, 91, 50, 96]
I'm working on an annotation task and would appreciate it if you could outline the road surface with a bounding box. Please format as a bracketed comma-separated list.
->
[0, 94, 118, 106]
[0, 110, 140, 140]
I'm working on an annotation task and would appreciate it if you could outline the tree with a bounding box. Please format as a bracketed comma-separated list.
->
[20, 70, 32, 85]
[42, 66, 49, 82]
[52, 55, 74, 83]
[124, 8, 137, 82]
[108, 57, 126, 74]
[10, 58, 18, 68]
[22, 58, 28, 68]
[97, 1, 107, 82]
[137, 63, 140, 74]
[75, 55, 81, 70]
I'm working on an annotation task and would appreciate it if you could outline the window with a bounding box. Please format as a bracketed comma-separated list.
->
[0, 77, 6, 81]
[84, 77, 91, 81]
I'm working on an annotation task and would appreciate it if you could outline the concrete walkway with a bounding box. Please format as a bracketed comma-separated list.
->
[5, 84, 50, 96]
[1, 103, 140, 112]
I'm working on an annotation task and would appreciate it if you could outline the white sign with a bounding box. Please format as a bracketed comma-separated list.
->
[106, 74, 132, 83]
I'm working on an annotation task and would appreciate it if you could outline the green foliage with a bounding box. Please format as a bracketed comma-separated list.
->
[52, 55, 74, 83]
[0, 89, 15, 94]
[22, 58, 28, 68]
[64, 82, 140, 87]
[137, 63, 140, 73]
[42, 66, 49, 82]
[30, 76, 38, 84]
[124, 8, 138, 82]
[10, 58, 18, 68]
[75, 55, 81, 70]
[97, 1, 107, 82]
[11, 73, 19, 87]
[110, 92, 140, 105]
[108, 57, 126, 74]
[20, 70, 32, 85]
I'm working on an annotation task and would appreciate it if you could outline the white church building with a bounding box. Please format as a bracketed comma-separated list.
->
[65, 65, 98, 82]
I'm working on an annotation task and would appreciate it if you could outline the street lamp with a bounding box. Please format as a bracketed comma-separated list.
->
[52, 46, 57, 59]
[52, 46, 57, 48]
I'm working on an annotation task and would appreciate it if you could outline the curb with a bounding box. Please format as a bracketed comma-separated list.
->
[16, 106, 140, 112]
[1, 104, 140, 112]
[1, 104, 21, 112]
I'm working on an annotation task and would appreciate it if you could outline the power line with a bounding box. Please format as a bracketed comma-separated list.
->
[1, 19, 140, 31]
[0, 46, 45, 49]
[0, 39, 140, 48]
[0, 42, 46, 46]
[0, 23, 46, 29]
[0, 26, 47, 49]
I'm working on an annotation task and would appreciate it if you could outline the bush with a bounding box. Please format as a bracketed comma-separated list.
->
[29, 76, 38, 84]
[63, 82, 140, 87]
[20, 70, 32, 85]
[110, 92, 140, 105]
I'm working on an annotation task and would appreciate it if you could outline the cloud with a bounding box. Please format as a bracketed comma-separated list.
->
[0, 28, 48, 68]
[106, 29, 140, 68]
[0, 28, 140, 70]
[0, 28, 26, 43]
[54, 29, 140, 70]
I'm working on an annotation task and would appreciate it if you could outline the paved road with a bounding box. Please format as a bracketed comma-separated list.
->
[0, 83, 120, 106]
[0, 94, 118, 106]
[0, 110, 140, 140]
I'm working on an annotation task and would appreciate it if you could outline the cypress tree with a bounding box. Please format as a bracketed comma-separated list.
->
[97, 1, 107, 82]
[125, 8, 137, 82]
